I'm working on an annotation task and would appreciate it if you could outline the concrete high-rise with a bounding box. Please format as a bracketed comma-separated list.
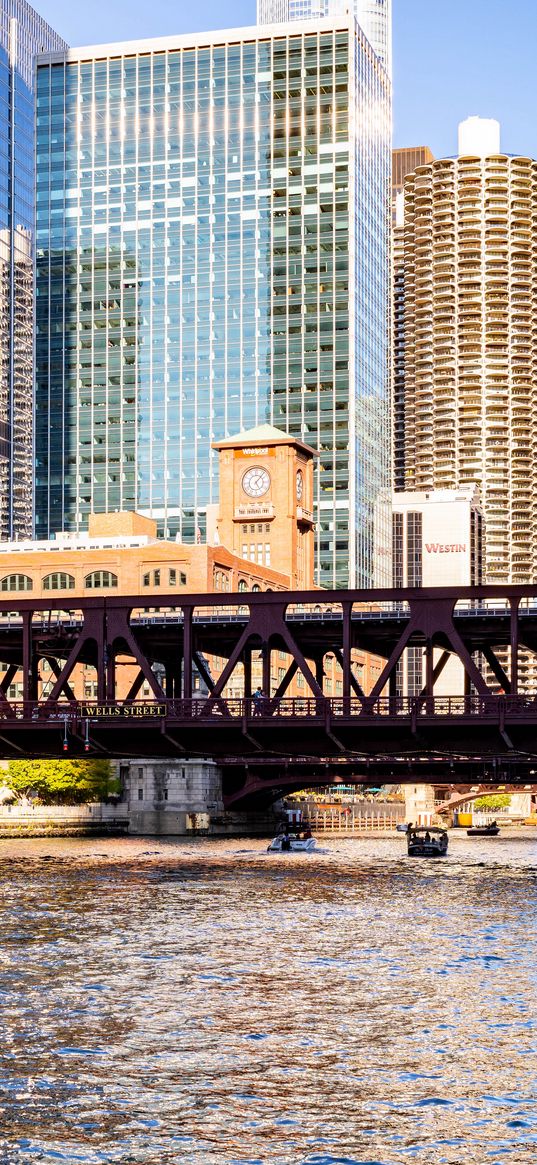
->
[396, 118, 537, 585]
[0, 0, 65, 539]
[257, 0, 392, 76]
[35, 17, 391, 588]
[392, 146, 434, 489]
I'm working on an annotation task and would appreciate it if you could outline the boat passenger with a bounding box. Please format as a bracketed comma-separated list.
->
[424, 830, 431, 843]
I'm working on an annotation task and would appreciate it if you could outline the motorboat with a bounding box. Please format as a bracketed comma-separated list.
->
[407, 826, 448, 857]
[466, 821, 500, 837]
[267, 832, 317, 853]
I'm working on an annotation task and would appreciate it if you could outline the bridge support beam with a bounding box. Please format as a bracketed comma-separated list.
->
[47, 657, 76, 702]
[510, 600, 520, 695]
[425, 641, 434, 697]
[262, 644, 271, 697]
[243, 649, 252, 701]
[342, 602, 352, 702]
[22, 611, 37, 702]
[182, 607, 193, 699]
[482, 645, 511, 695]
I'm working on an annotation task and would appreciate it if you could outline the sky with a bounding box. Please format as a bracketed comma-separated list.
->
[35, 0, 537, 160]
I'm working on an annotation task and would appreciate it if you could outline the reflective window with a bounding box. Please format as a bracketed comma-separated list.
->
[84, 571, 118, 589]
[143, 569, 161, 587]
[35, 27, 390, 587]
[42, 572, 75, 590]
[0, 573, 33, 591]
[0, 8, 65, 541]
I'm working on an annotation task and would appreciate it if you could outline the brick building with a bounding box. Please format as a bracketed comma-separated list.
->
[0, 426, 382, 702]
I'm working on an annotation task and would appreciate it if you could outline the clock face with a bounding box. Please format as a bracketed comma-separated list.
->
[242, 466, 271, 498]
[296, 470, 303, 501]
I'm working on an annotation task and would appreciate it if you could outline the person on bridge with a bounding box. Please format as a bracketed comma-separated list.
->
[253, 687, 264, 714]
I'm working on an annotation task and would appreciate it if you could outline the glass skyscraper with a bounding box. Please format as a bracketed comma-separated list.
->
[257, 0, 392, 77]
[36, 17, 390, 587]
[0, 0, 65, 539]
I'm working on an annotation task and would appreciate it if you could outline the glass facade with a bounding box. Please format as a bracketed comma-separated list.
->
[36, 20, 390, 587]
[0, 0, 64, 539]
[257, 0, 392, 77]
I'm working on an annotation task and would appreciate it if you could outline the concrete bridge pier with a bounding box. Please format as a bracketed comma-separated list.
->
[118, 758, 279, 836]
[404, 783, 436, 827]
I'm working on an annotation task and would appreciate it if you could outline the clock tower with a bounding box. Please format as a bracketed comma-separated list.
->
[212, 425, 317, 588]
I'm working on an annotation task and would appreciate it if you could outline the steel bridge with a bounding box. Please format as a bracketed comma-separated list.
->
[0, 583, 536, 793]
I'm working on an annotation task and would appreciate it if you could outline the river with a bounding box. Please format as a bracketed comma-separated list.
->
[0, 831, 536, 1164]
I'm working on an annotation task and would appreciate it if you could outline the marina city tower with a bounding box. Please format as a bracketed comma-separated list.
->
[397, 119, 537, 586]
[35, 17, 391, 587]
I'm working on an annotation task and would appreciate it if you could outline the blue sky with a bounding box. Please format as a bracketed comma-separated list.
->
[36, 0, 537, 160]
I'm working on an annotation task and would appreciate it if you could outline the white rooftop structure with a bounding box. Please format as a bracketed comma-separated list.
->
[458, 116, 501, 157]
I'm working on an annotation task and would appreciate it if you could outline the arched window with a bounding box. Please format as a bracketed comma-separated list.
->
[142, 570, 161, 587]
[42, 572, 75, 591]
[84, 570, 118, 590]
[0, 574, 32, 592]
[238, 579, 248, 592]
[252, 584, 261, 593]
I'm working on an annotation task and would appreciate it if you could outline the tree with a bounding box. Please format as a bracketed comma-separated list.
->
[6, 758, 118, 805]
[472, 793, 511, 813]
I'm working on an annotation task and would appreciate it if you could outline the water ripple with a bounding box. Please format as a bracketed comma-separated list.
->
[0, 832, 535, 1162]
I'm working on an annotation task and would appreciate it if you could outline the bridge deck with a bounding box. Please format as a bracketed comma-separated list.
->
[0, 694, 535, 761]
[0, 585, 534, 782]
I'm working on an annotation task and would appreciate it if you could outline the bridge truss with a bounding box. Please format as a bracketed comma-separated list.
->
[0, 585, 536, 796]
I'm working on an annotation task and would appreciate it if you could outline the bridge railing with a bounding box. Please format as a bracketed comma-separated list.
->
[0, 693, 534, 724]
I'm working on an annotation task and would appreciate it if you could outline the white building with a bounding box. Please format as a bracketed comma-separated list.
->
[393, 485, 483, 591]
[392, 485, 483, 695]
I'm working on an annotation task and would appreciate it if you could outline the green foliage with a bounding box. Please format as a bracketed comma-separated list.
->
[7, 758, 117, 805]
[472, 793, 511, 812]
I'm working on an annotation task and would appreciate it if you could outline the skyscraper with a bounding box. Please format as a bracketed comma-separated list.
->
[257, 0, 392, 77]
[35, 17, 391, 587]
[391, 146, 434, 488]
[0, 0, 65, 539]
[396, 118, 537, 585]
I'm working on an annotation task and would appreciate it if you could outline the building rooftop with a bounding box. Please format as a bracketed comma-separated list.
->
[213, 424, 318, 456]
[38, 13, 357, 65]
[393, 485, 481, 507]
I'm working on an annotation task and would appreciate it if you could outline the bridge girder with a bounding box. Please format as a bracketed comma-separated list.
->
[0, 586, 534, 776]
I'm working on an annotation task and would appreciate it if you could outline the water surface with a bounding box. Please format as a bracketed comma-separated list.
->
[0, 831, 536, 1163]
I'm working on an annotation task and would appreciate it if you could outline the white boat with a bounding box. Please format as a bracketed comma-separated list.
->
[267, 833, 317, 852]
